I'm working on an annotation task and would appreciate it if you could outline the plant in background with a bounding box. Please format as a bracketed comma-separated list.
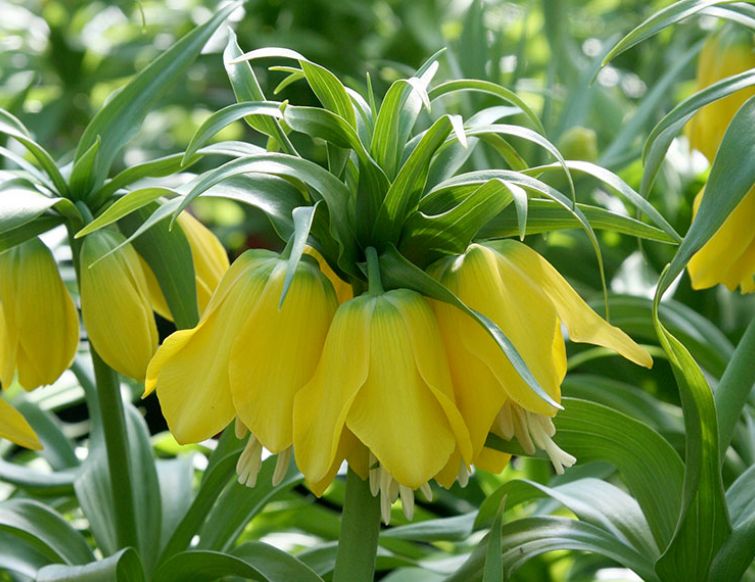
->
[0, 1, 752, 582]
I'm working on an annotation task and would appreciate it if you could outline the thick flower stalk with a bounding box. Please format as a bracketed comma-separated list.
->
[430, 241, 653, 475]
[80, 229, 158, 380]
[146, 249, 337, 486]
[0, 237, 79, 390]
[293, 286, 473, 522]
[142, 212, 230, 319]
[685, 26, 755, 293]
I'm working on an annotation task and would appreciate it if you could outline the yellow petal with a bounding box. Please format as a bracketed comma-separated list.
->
[488, 240, 653, 369]
[346, 291, 469, 488]
[80, 231, 158, 380]
[688, 186, 755, 293]
[0, 396, 41, 450]
[139, 256, 172, 320]
[177, 213, 229, 313]
[303, 245, 353, 303]
[0, 239, 79, 389]
[230, 260, 337, 452]
[147, 250, 277, 444]
[433, 244, 565, 417]
[293, 296, 372, 484]
[474, 447, 511, 474]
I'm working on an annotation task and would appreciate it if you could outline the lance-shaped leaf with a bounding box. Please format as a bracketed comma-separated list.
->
[371, 50, 443, 178]
[0, 179, 80, 233]
[36, 548, 144, 582]
[652, 284, 731, 581]
[280, 203, 320, 307]
[379, 244, 561, 410]
[0, 109, 68, 196]
[0, 215, 66, 252]
[602, 0, 741, 65]
[641, 70, 755, 198]
[73, 3, 240, 193]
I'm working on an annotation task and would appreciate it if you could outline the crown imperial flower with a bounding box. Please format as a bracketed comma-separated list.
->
[80, 230, 158, 379]
[0, 238, 79, 390]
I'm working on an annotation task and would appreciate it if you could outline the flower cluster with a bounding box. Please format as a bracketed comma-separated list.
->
[148, 237, 651, 522]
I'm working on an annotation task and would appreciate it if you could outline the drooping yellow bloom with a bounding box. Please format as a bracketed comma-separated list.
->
[293, 289, 473, 520]
[80, 230, 158, 380]
[146, 249, 337, 485]
[0, 396, 41, 450]
[688, 186, 755, 293]
[303, 245, 353, 303]
[431, 241, 652, 475]
[0, 238, 79, 390]
[685, 27, 755, 162]
[141, 212, 230, 320]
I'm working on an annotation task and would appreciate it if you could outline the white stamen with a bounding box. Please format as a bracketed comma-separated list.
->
[379, 468, 393, 524]
[399, 485, 415, 520]
[496, 403, 577, 475]
[419, 482, 433, 502]
[236, 436, 263, 488]
[272, 447, 291, 486]
[368, 452, 380, 496]
[234, 417, 249, 439]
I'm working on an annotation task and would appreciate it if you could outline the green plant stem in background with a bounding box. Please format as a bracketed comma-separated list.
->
[67, 225, 139, 551]
[332, 468, 381, 582]
[716, 318, 755, 460]
[90, 349, 140, 550]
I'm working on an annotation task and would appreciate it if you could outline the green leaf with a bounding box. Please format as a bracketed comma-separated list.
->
[36, 548, 145, 582]
[602, 0, 740, 64]
[0, 499, 94, 565]
[69, 136, 100, 199]
[14, 397, 78, 470]
[657, 96, 755, 295]
[0, 214, 65, 252]
[153, 550, 270, 582]
[524, 161, 681, 241]
[709, 464, 755, 581]
[478, 478, 659, 559]
[641, 70, 755, 198]
[231, 542, 323, 582]
[0, 181, 79, 233]
[0, 108, 69, 196]
[74, 3, 239, 191]
[173, 154, 357, 275]
[158, 450, 239, 563]
[75, 187, 175, 238]
[120, 205, 199, 329]
[447, 517, 659, 582]
[371, 51, 443, 177]
[429, 79, 545, 135]
[379, 245, 560, 410]
[156, 457, 194, 551]
[715, 320, 755, 459]
[223, 31, 298, 156]
[280, 204, 320, 306]
[548, 398, 684, 548]
[482, 506, 504, 582]
[372, 115, 453, 244]
[183, 101, 283, 163]
[0, 458, 75, 495]
[480, 199, 677, 243]
[652, 287, 731, 581]
[401, 179, 515, 262]
[380, 513, 476, 543]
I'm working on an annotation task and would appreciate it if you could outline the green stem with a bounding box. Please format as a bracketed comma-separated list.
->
[91, 349, 140, 549]
[365, 247, 384, 296]
[333, 468, 381, 582]
[716, 318, 755, 461]
[68, 225, 139, 550]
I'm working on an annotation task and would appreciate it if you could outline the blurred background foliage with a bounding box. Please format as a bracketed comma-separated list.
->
[1, 1, 753, 580]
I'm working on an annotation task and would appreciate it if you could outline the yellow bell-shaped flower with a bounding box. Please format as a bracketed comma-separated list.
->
[146, 249, 337, 486]
[687, 185, 755, 293]
[685, 27, 755, 162]
[80, 230, 158, 380]
[431, 241, 652, 475]
[293, 289, 473, 521]
[141, 212, 230, 320]
[0, 238, 79, 390]
[0, 396, 41, 450]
